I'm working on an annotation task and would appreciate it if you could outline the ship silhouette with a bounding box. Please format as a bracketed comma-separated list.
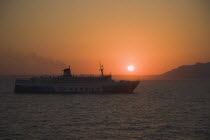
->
[15, 63, 140, 93]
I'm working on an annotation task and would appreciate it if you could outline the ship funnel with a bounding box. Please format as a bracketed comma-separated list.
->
[63, 65, 72, 76]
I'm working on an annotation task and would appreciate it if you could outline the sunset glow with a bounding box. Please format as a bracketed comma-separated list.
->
[0, 1, 209, 75]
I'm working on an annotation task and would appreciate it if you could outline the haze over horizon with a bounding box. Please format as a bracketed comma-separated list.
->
[0, 0, 209, 75]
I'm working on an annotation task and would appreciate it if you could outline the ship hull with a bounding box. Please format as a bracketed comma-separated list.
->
[15, 81, 140, 93]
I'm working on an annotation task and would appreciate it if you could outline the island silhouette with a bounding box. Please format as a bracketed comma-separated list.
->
[159, 62, 210, 80]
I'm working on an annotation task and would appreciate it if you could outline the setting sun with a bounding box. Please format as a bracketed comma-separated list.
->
[128, 65, 135, 72]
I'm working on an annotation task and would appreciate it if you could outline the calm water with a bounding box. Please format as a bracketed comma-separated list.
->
[0, 77, 210, 140]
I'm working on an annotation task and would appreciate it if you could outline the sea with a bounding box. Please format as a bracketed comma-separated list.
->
[0, 76, 209, 140]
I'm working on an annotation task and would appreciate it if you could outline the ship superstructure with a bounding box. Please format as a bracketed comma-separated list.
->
[15, 64, 140, 93]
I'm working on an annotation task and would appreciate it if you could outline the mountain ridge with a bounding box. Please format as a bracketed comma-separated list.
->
[159, 62, 210, 79]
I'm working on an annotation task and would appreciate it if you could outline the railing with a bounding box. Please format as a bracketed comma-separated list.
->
[72, 74, 111, 77]
[15, 74, 112, 83]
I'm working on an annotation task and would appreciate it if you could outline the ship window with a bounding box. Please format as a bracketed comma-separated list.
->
[92, 88, 94, 91]
[85, 88, 88, 91]
[80, 88, 83, 91]
[75, 88, 77, 91]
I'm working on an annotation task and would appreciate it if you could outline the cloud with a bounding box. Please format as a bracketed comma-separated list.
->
[0, 47, 66, 75]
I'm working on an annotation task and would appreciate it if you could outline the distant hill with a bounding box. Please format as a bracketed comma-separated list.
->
[159, 62, 210, 79]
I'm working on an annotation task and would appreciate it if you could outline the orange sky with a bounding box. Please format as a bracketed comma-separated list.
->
[0, 0, 209, 75]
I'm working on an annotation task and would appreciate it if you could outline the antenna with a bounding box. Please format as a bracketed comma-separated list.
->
[99, 61, 104, 77]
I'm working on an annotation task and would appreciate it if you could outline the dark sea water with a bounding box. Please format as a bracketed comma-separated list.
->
[0, 77, 210, 140]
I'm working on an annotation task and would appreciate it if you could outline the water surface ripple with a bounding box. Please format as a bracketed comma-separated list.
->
[0, 78, 209, 139]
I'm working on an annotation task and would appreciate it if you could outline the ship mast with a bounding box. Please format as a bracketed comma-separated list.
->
[99, 61, 104, 77]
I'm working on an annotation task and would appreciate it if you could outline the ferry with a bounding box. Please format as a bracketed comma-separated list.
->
[15, 63, 140, 93]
